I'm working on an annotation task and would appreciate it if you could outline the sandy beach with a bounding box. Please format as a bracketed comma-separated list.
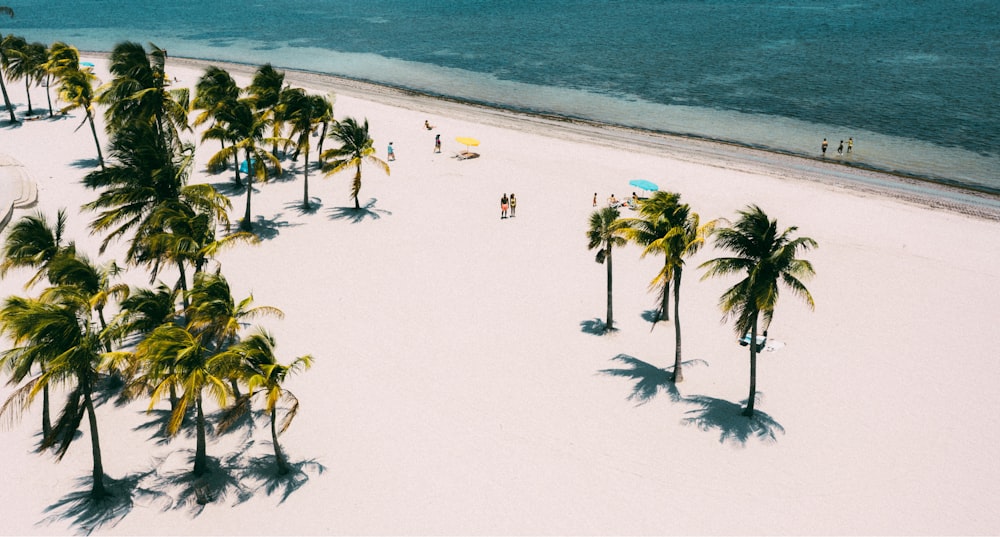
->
[2, 55, 1000, 535]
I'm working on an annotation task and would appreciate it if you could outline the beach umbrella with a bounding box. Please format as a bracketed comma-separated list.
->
[239, 158, 257, 174]
[629, 179, 659, 193]
[455, 136, 480, 154]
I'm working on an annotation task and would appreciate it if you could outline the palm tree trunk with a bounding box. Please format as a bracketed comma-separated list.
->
[353, 166, 361, 209]
[97, 307, 112, 353]
[661, 257, 670, 321]
[302, 149, 310, 208]
[193, 392, 208, 476]
[24, 78, 33, 115]
[317, 121, 328, 155]
[45, 75, 53, 117]
[85, 109, 105, 170]
[41, 380, 52, 442]
[0, 71, 16, 123]
[605, 244, 614, 331]
[743, 316, 758, 417]
[242, 165, 254, 231]
[230, 378, 241, 399]
[271, 409, 289, 475]
[83, 386, 107, 499]
[177, 260, 189, 310]
[672, 268, 683, 382]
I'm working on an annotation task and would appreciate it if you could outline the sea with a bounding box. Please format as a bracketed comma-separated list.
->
[5, 0, 999, 194]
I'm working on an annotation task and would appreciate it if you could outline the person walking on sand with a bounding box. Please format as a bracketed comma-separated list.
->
[837, 140, 844, 155]
[509, 193, 517, 217]
[501, 193, 509, 219]
[593, 193, 597, 207]
[847, 137, 854, 153]
[387, 142, 395, 161]
[822, 138, 828, 156]
[434, 134, 441, 153]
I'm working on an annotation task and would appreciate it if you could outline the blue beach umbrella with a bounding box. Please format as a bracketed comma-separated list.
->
[239, 158, 256, 174]
[629, 179, 659, 193]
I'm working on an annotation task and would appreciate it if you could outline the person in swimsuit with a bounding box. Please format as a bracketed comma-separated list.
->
[434, 134, 441, 153]
[387, 142, 395, 161]
[501, 193, 509, 219]
[509, 193, 517, 217]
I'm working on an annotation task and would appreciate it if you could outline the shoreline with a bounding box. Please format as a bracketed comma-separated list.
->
[71, 49, 1000, 221]
[136, 53, 1000, 220]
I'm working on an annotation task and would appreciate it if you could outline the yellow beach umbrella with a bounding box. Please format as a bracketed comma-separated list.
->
[455, 136, 480, 153]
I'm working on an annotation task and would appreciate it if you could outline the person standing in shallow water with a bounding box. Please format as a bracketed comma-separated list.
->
[822, 138, 828, 156]
[847, 137, 854, 153]
[837, 140, 844, 155]
[509, 193, 517, 217]
[500, 193, 509, 219]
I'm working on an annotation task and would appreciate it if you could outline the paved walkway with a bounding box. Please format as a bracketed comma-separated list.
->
[0, 154, 38, 233]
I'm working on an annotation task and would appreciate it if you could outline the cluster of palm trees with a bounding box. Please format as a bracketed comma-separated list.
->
[0, 40, 342, 502]
[588, 194, 817, 417]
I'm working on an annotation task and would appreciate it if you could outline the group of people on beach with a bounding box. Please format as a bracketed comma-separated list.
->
[821, 137, 854, 157]
[384, 121, 444, 161]
[501, 193, 517, 219]
[595, 192, 639, 210]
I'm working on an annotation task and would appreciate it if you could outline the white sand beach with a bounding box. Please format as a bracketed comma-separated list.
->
[2, 56, 1000, 535]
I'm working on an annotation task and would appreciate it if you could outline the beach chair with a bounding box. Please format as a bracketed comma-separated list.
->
[739, 333, 767, 352]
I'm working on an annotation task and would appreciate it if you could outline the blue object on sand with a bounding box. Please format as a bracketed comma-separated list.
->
[629, 179, 659, 192]
[239, 158, 256, 174]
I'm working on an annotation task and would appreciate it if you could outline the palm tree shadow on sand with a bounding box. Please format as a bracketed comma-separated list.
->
[42, 469, 169, 535]
[284, 198, 323, 215]
[681, 394, 785, 446]
[600, 354, 783, 446]
[327, 198, 391, 223]
[247, 213, 299, 240]
[579, 318, 616, 335]
[600, 354, 704, 403]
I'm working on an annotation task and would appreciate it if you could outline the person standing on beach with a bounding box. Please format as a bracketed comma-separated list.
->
[434, 134, 441, 153]
[593, 193, 597, 207]
[501, 193, 509, 219]
[388, 142, 395, 161]
[510, 193, 517, 217]
[847, 137, 854, 153]
[822, 138, 828, 156]
[837, 140, 844, 155]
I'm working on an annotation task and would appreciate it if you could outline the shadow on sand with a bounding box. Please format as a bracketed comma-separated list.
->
[327, 198, 391, 223]
[681, 395, 785, 445]
[69, 157, 102, 170]
[600, 354, 783, 446]
[284, 198, 323, 215]
[245, 213, 300, 240]
[42, 469, 169, 536]
[579, 318, 617, 335]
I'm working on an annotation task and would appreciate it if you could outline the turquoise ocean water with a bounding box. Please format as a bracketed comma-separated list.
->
[4, 0, 999, 193]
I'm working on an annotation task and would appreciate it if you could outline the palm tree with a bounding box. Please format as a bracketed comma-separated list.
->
[98, 41, 190, 150]
[622, 191, 682, 322]
[246, 63, 285, 157]
[1, 36, 34, 115]
[623, 192, 717, 382]
[44, 41, 81, 117]
[57, 66, 104, 169]
[699, 205, 817, 416]
[185, 270, 283, 397]
[282, 89, 332, 208]
[586, 207, 628, 332]
[320, 117, 390, 210]
[0, 289, 112, 499]
[135, 322, 228, 477]
[82, 120, 188, 255]
[0, 7, 16, 122]
[1, 209, 69, 288]
[191, 66, 240, 174]
[217, 328, 312, 475]
[204, 98, 287, 231]
[1, 209, 70, 437]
